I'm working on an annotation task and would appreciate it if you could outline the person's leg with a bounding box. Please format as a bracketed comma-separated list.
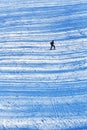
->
[50, 46, 52, 50]
[53, 45, 55, 50]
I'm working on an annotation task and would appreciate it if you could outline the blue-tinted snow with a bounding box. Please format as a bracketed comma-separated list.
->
[0, 0, 87, 130]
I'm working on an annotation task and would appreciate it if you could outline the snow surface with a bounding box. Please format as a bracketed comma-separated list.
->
[0, 0, 87, 129]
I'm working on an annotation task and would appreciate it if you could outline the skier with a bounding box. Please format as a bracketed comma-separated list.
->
[50, 40, 55, 50]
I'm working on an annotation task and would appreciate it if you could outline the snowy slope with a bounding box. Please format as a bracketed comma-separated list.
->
[0, 0, 87, 129]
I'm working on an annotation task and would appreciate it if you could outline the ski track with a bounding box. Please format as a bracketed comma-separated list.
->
[0, 0, 87, 130]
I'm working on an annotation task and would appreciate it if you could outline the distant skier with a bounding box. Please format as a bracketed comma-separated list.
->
[50, 40, 55, 50]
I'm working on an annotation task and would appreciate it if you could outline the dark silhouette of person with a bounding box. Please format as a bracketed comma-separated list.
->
[50, 40, 55, 50]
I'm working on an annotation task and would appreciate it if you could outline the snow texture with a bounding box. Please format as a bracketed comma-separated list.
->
[0, 0, 87, 129]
